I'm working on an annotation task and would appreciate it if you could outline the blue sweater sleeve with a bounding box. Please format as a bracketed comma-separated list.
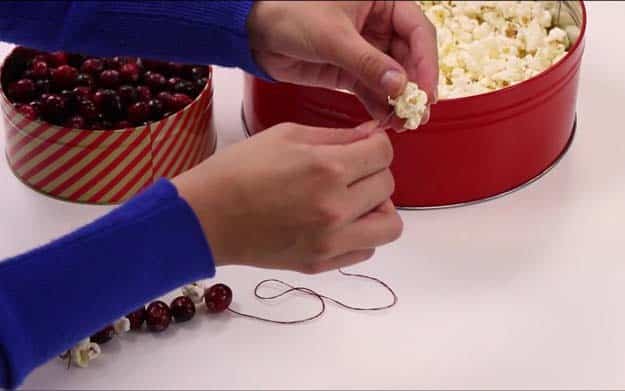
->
[0, 179, 215, 389]
[0, 1, 269, 79]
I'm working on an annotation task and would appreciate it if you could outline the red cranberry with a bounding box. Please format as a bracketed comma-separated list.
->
[77, 99, 99, 121]
[92, 90, 107, 108]
[103, 101, 123, 121]
[99, 70, 121, 89]
[31, 54, 50, 66]
[102, 120, 114, 129]
[49, 51, 69, 67]
[40, 94, 67, 124]
[171, 296, 196, 322]
[73, 86, 92, 100]
[174, 80, 196, 96]
[126, 307, 147, 330]
[195, 77, 208, 91]
[28, 100, 42, 115]
[114, 120, 133, 129]
[14, 47, 42, 61]
[171, 93, 193, 112]
[127, 101, 150, 124]
[105, 57, 123, 70]
[30, 61, 49, 79]
[147, 98, 164, 120]
[142, 58, 167, 72]
[136, 85, 152, 102]
[15, 104, 39, 120]
[120, 56, 140, 65]
[80, 58, 104, 75]
[51, 65, 79, 89]
[118, 85, 138, 106]
[8, 79, 36, 103]
[120, 63, 140, 83]
[167, 77, 183, 90]
[146, 301, 171, 332]
[190, 66, 208, 80]
[67, 53, 85, 68]
[167, 62, 185, 76]
[205, 284, 232, 313]
[22, 69, 36, 80]
[93, 89, 122, 120]
[64, 115, 86, 129]
[156, 91, 174, 111]
[76, 73, 95, 88]
[144, 71, 167, 92]
[59, 89, 78, 112]
[91, 119, 114, 130]
[90, 325, 115, 344]
[34, 79, 51, 95]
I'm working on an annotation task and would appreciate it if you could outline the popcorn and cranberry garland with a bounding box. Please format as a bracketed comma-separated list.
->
[4, 47, 209, 130]
[60, 282, 232, 368]
[60, 271, 398, 368]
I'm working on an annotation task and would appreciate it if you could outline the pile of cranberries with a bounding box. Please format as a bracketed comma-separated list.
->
[90, 283, 232, 344]
[1, 47, 209, 130]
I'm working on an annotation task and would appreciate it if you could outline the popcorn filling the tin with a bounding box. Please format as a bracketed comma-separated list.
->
[418, 1, 575, 99]
[388, 1, 576, 131]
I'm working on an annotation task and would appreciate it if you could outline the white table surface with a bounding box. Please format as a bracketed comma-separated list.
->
[2, 2, 625, 389]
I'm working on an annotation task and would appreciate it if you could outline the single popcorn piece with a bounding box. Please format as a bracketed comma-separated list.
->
[388, 82, 428, 131]
[182, 282, 205, 304]
[113, 317, 131, 334]
[70, 339, 101, 368]
[418, 1, 573, 99]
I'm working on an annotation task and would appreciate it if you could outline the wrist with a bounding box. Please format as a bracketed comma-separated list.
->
[171, 172, 228, 267]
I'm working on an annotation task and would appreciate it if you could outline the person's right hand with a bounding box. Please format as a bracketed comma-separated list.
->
[247, 1, 439, 127]
[172, 121, 402, 274]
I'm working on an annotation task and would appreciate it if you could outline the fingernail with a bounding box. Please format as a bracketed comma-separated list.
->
[380, 70, 405, 96]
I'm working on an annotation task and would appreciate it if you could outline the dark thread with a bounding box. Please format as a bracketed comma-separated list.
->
[59, 350, 71, 369]
[227, 269, 398, 324]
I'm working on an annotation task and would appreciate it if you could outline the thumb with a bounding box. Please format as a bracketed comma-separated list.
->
[329, 27, 407, 98]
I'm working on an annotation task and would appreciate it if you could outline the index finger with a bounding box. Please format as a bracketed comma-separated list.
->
[392, 1, 439, 103]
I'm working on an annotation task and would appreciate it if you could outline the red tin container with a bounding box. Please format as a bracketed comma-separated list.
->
[243, 1, 586, 208]
[1, 50, 216, 204]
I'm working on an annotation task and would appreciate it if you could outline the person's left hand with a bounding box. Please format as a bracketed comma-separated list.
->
[247, 1, 439, 127]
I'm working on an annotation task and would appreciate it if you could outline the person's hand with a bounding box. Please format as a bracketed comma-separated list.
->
[172, 121, 402, 274]
[247, 1, 438, 127]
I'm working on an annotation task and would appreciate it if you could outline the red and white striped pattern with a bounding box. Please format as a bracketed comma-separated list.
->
[1, 86, 215, 204]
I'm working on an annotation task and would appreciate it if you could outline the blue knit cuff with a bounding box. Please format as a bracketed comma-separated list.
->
[219, 0, 273, 81]
[0, 179, 215, 389]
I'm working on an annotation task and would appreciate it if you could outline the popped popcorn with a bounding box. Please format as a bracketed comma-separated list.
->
[388, 81, 429, 130]
[418, 1, 573, 99]
[69, 338, 101, 368]
[182, 282, 205, 304]
[113, 317, 131, 334]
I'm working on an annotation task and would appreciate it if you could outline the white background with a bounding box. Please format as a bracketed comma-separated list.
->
[1, 2, 625, 389]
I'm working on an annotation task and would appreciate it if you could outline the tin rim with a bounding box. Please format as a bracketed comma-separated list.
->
[241, 105, 577, 210]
